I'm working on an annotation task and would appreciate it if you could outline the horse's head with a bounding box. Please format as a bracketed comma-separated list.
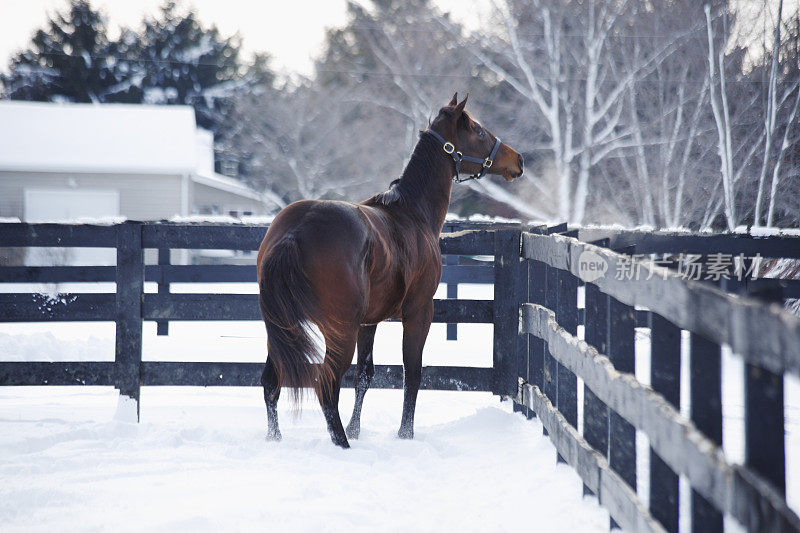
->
[430, 93, 524, 181]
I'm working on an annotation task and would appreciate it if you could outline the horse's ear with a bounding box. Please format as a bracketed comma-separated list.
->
[448, 92, 458, 106]
[454, 93, 468, 114]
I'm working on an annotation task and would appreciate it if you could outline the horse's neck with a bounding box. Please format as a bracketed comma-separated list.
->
[396, 134, 454, 235]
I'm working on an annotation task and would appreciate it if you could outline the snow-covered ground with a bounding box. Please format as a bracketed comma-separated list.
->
[2, 281, 799, 531]
[0, 282, 611, 531]
[0, 388, 610, 532]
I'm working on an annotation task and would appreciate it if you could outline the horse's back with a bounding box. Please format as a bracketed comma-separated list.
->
[258, 200, 368, 271]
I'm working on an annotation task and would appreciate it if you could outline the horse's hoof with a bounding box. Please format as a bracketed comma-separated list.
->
[266, 429, 282, 442]
[345, 424, 360, 440]
[333, 436, 350, 449]
[397, 427, 414, 439]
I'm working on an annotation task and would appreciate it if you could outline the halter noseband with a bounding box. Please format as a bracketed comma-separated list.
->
[426, 129, 502, 183]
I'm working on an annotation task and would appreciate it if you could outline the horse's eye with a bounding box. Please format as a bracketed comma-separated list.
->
[477, 128, 485, 138]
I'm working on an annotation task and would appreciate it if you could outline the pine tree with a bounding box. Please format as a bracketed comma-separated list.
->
[132, 1, 257, 135]
[1, 1, 133, 103]
[1, 0, 271, 140]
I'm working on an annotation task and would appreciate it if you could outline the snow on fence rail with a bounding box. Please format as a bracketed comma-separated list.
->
[3, 220, 800, 532]
[514, 227, 800, 532]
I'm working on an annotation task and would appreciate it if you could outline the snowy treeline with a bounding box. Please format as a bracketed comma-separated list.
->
[0, 1, 270, 137]
[221, 0, 800, 229]
[3, 0, 800, 229]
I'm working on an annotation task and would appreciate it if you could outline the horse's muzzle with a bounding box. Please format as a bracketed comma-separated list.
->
[502, 153, 524, 181]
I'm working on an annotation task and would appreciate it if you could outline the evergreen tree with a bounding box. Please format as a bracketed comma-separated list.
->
[132, 1, 262, 134]
[1, 0, 135, 102]
[1, 0, 272, 140]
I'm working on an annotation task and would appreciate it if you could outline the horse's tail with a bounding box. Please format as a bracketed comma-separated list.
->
[258, 234, 335, 406]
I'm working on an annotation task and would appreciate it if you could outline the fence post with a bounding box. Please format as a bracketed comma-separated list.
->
[543, 263, 559, 439]
[528, 259, 547, 413]
[492, 229, 522, 396]
[649, 313, 681, 533]
[156, 247, 169, 336]
[583, 282, 609, 496]
[731, 273, 787, 498]
[445, 254, 458, 341]
[556, 270, 578, 430]
[115, 221, 144, 420]
[513, 255, 531, 417]
[689, 333, 723, 532]
[608, 294, 636, 529]
[745, 364, 786, 494]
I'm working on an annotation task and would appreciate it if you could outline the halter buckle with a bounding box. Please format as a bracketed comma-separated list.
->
[483, 158, 493, 168]
[443, 142, 455, 154]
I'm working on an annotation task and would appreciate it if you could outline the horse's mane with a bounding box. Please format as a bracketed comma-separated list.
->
[367, 178, 403, 207]
[364, 132, 442, 209]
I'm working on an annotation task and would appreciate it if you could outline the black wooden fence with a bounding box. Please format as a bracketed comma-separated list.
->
[2, 221, 800, 532]
[515, 227, 800, 532]
[0, 220, 525, 418]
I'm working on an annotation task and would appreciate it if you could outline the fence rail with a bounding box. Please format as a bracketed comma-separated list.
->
[0, 293, 493, 324]
[0, 361, 492, 391]
[579, 227, 800, 258]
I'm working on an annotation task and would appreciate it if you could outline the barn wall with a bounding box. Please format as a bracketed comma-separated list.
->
[0, 171, 182, 221]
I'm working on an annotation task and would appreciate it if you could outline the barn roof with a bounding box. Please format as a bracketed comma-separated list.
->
[0, 101, 198, 175]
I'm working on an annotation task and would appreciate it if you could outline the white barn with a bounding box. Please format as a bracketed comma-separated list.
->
[0, 101, 265, 223]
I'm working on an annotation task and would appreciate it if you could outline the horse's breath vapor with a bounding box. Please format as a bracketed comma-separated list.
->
[257, 93, 523, 448]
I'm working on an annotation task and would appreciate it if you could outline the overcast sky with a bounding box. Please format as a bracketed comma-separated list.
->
[0, 0, 791, 78]
[0, 0, 483, 76]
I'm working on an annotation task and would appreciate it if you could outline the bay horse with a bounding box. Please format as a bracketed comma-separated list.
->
[256, 93, 523, 448]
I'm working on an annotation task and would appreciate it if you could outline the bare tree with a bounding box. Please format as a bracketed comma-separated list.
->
[219, 0, 800, 228]
[441, 0, 701, 224]
[704, 4, 770, 229]
[701, 1, 800, 230]
[219, 82, 383, 211]
[766, 81, 800, 226]
[613, 1, 715, 228]
[317, 0, 478, 152]
[754, 0, 785, 226]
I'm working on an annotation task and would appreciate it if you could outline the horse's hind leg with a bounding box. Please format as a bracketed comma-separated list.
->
[345, 324, 377, 440]
[319, 334, 357, 448]
[261, 358, 281, 441]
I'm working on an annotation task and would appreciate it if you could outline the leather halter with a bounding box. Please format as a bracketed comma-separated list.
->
[426, 129, 502, 183]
